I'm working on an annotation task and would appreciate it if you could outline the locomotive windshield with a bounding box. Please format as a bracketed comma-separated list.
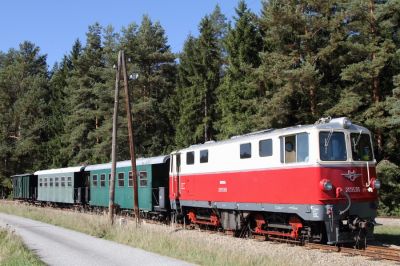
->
[319, 131, 347, 161]
[350, 133, 373, 161]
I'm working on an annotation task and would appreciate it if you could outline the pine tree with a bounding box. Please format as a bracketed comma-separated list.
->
[62, 23, 108, 164]
[259, 1, 348, 127]
[175, 7, 226, 146]
[121, 16, 177, 156]
[216, 1, 263, 139]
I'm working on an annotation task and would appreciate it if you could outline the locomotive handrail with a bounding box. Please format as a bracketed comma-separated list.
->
[339, 189, 352, 215]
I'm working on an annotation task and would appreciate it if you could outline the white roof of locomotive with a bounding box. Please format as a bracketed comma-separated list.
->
[176, 118, 369, 152]
[34, 166, 85, 175]
[85, 155, 169, 171]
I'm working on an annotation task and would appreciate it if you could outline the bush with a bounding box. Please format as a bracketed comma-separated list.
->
[377, 160, 400, 216]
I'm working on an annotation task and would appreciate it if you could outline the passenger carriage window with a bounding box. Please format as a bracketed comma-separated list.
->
[44, 178, 47, 187]
[100, 174, 106, 187]
[55, 177, 59, 187]
[128, 172, 133, 187]
[49, 178, 53, 187]
[39, 178, 42, 187]
[67, 176, 72, 187]
[259, 139, 273, 157]
[92, 175, 98, 187]
[186, 151, 194, 165]
[240, 143, 252, 159]
[200, 149, 208, 163]
[281, 133, 309, 163]
[61, 177, 65, 187]
[118, 173, 125, 187]
[139, 171, 148, 187]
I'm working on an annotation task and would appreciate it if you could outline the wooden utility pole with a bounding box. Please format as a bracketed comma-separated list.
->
[109, 51, 122, 224]
[120, 51, 140, 224]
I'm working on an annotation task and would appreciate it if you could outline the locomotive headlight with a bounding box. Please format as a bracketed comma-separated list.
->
[372, 179, 381, 190]
[320, 179, 333, 191]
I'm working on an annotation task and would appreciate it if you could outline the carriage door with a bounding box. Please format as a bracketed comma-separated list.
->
[171, 152, 181, 200]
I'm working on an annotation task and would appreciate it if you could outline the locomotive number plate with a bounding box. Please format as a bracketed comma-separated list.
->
[345, 187, 360, 193]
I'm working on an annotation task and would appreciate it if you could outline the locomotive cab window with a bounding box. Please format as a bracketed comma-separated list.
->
[281, 133, 309, 163]
[93, 175, 98, 187]
[240, 143, 252, 159]
[186, 151, 194, 165]
[259, 139, 273, 157]
[319, 131, 347, 161]
[139, 171, 148, 187]
[100, 174, 106, 187]
[350, 133, 373, 161]
[200, 149, 208, 163]
[118, 173, 125, 187]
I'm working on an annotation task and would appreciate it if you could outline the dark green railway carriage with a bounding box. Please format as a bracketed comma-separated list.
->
[34, 166, 89, 204]
[11, 173, 37, 200]
[86, 155, 170, 212]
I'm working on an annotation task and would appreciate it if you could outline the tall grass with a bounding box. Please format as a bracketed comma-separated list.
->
[0, 228, 44, 266]
[0, 201, 287, 266]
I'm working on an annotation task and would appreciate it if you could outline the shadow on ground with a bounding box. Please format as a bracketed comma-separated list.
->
[374, 234, 400, 246]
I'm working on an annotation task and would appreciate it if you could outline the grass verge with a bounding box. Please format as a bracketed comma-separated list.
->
[374, 225, 400, 246]
[0, 201, 285, 266]
[0, 227, 44, 266]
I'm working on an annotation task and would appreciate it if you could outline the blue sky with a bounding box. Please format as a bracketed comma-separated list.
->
[0, 0, 263, 67]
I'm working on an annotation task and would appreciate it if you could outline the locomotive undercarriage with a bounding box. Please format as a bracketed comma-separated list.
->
[178, 202, 376, 247]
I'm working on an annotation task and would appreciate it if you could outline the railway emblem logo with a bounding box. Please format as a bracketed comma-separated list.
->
[342, 170, 362, 182]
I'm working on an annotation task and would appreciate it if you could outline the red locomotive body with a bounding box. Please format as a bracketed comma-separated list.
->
[169, 117, 380, 245]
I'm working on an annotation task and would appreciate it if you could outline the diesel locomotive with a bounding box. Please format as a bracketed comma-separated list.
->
[12, 117, 380, 246]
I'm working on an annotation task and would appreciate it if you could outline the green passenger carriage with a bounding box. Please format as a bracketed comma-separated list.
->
[34, 166, 88, 204]
[11, 173, 37, 200]
[85, 155, 170, 213]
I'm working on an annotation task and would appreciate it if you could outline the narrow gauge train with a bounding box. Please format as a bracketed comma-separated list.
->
[169, 117, 380, 245]
[11, 117, 380, 246]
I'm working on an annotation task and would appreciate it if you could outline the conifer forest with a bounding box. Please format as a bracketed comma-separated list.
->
[0, 1, 399, 214]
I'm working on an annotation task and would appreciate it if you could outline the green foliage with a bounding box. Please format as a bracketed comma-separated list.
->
[0, 1, 399, 214]
[377, 160, 400, 215]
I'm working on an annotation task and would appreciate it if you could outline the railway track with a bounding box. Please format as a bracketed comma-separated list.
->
[305, 243, 400, 262]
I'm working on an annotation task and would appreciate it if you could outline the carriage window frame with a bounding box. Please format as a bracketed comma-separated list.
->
[128, 172, 133, 187]
[92, 175, 98, 187]
[259, 139, 273, 157]
[186, 151, 194, 165]
[240, 143, 252, 159]
[39, 178, 42, 187]
[118, 172, 125, 187]
[100, 174, 106, 187]
[49, 178, 53, 187]
[200, 149, 208, 163]
[55, 177, 59, 187]
[61, 177, 65, 187]
[44, 178, 48, 187]
[67, 176, 72, 187]
[139, 171, 148, 187]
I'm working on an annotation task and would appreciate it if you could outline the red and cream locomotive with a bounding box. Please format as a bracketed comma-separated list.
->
[169, 117, 380, 245]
